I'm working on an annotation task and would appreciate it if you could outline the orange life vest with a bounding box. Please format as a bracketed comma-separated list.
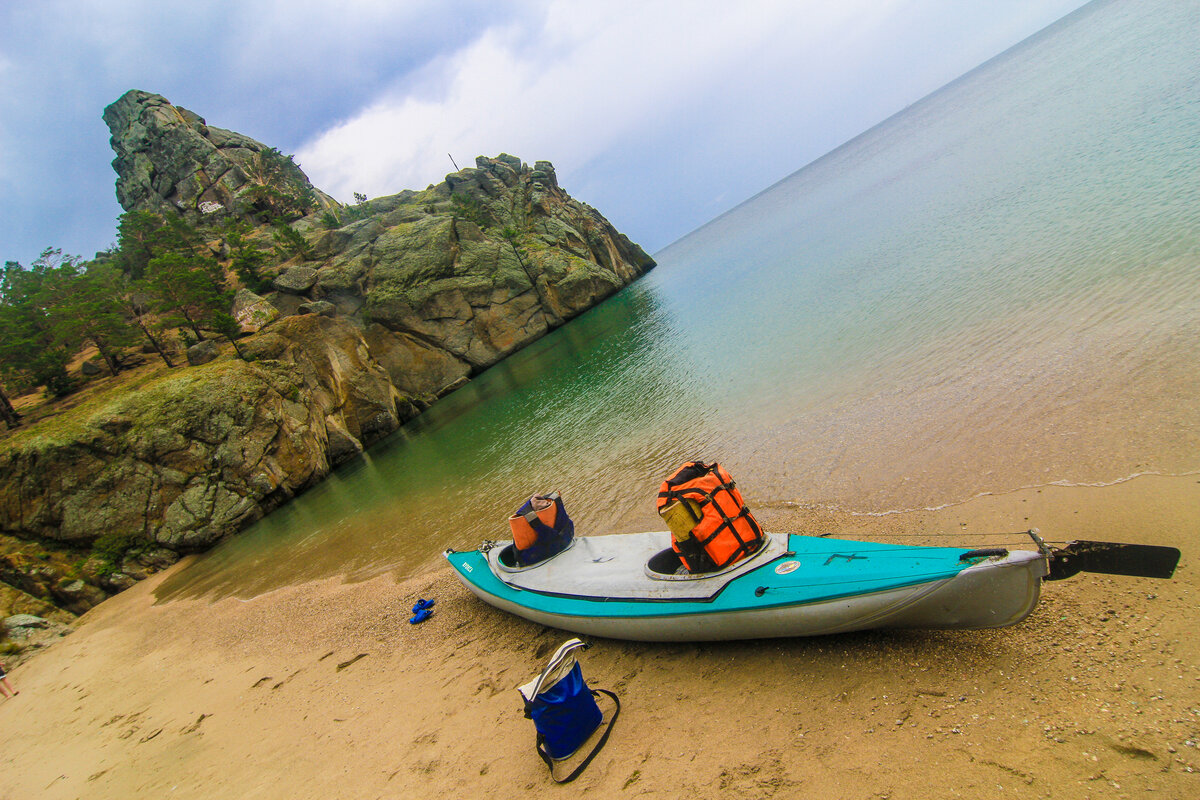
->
[656, 461, 764, 572]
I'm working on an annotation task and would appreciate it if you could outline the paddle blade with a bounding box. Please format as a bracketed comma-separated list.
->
[1047, 540, 1181, 581]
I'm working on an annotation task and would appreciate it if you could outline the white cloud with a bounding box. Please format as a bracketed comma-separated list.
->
[296, 0, 899, 201]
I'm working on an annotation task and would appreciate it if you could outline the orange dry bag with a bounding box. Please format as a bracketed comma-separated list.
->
[656, 461, 764, 573]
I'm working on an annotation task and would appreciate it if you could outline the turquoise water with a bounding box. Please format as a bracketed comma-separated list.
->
[157, 0, 1200, 601]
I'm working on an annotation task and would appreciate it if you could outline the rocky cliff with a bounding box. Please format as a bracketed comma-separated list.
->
[1, 315, 412, 606]
[103, 90, 339, 226]
[0, 90, 654, 616]
[288, 149, 655, 401]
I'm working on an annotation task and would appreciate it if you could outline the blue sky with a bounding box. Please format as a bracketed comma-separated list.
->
[0, 0, 1087, 266]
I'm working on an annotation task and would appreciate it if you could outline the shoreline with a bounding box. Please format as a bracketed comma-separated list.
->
[0, 474, 1195, 798]
[835, 469, 1200, 519]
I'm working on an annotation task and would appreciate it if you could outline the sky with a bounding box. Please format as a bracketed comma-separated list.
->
[0, 0, 1089, 267]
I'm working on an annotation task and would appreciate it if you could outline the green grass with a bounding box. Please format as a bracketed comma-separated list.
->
[0, 355, 265, 455]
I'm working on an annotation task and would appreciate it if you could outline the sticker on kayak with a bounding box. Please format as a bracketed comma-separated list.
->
[775, 560, 801, 575]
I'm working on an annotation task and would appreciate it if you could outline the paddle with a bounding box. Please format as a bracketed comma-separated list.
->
[1045, 540, 1181, 581]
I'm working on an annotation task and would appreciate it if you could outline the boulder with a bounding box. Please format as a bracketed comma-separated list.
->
[274, 266, 319, 294]
[0, 612, 74, 665]
[53, 578, 107, 615]
[363, 324, 470, 401]
[298, 300, 336, 317]
[131, 547, 181, 572]
[3, 614, 48, 631]
[80, 360, 104, 376]
[233, 288, 280, 333]
[187, 340, 220, 366]
[324, 416, 363, 464]
[101, 573, 138, 593]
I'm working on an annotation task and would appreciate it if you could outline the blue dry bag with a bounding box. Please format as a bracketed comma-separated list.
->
[529, 661, 601, 759]
[518, 639, 620, 783]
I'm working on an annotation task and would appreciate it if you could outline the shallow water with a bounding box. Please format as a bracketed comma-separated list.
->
[156, 0, 1200, 602]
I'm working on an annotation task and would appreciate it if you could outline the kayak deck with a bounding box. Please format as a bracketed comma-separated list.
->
[487, 531, 789, 601]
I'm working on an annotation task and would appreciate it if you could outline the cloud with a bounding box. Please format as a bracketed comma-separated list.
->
[0, 0, 523, 263]
[0, 0, 1088, 263]
[294, 0, 1086, 252]
[296, 0, 898, 201]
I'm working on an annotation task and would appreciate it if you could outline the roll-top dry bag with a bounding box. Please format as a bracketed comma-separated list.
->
[656, 461, 764, 573]
[519, 638, 620, 783]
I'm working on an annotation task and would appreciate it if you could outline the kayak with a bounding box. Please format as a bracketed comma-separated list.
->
[443, 531, 1050, 642]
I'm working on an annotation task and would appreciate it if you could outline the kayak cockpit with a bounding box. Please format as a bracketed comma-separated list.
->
[645, 547, 685, 576]
[643, 535, 778, 582]
[493, 538, 578, 573]
[484, 532, 789, 601]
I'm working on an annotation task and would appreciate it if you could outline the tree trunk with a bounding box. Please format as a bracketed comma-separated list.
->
[228, 336, 246, 360]
[94, 339, 122, 377]
[0, 385, 20, 429]
[139, 323, 175, 367]
[180, 308, 205, 341]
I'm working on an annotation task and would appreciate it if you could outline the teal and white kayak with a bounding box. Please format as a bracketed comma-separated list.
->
[443, 532, 1049, 642]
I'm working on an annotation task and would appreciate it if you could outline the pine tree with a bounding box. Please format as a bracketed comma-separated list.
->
[144, 251, 228, 341]
[0, 254, 74, 397]
[0, 382, 18, 429]
[52, 263, 140, 375]
[81, 262, 176, 368]
[0, 301, 25, 428]
[112, 211, 241, 359]
[221, 218, 271, 293]
[240, 148, 315, 222]
[211, 311, 247, 360]
[114, 211, 164, 279]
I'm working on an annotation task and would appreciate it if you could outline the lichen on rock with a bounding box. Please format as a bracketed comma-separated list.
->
[233, 289, 280, 333]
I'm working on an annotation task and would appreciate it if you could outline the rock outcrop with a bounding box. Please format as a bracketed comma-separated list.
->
[0, 316, 411, 554]
[102, 90, 655, 406]
[0, 90, 656, 615]
[103, 90, 338, 226]
[232, 289, 280, 333]
[348, 154, 655, 372]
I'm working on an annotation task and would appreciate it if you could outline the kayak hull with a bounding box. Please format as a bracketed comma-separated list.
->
[444, 532, 1048, 642]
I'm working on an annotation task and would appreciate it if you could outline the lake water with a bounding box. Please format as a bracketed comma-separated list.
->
[157, 0, 1200, 601]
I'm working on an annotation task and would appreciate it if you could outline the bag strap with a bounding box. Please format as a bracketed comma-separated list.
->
[519, 494, 566, 540]
[534, 689, 621, 784]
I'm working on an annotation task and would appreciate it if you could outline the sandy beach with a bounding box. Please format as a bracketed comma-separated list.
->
[0, 474, 1195, 799]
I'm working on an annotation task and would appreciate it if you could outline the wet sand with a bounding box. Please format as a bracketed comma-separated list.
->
[0, 474, 1195, 799]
